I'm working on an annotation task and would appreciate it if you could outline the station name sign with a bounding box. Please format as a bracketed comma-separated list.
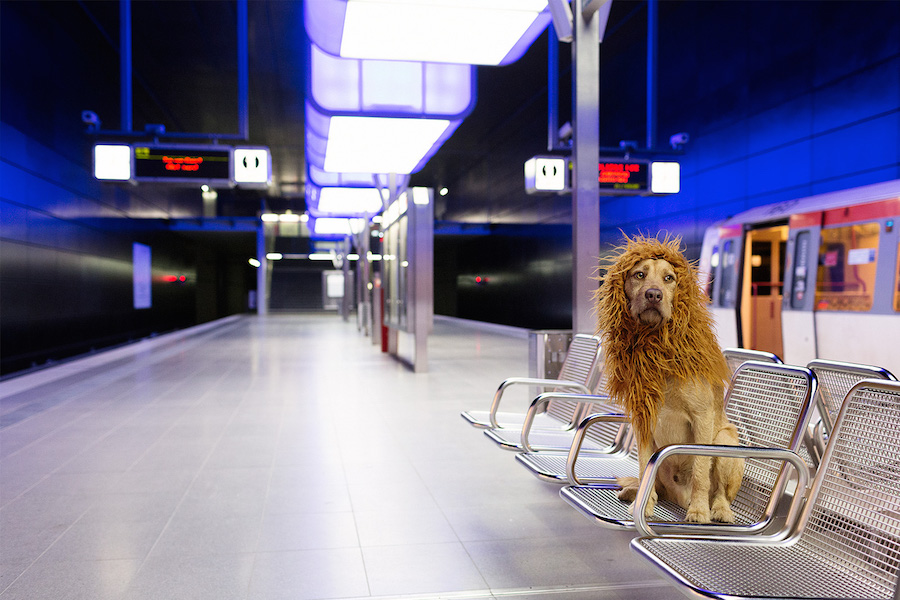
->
[93, 143, 271, 188]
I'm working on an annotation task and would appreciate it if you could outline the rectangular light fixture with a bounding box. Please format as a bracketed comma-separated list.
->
[311, 217, 366, 236]
[306, 0, 551, 65]
[314, 186, 385, 215]
[323, 114, 456, 174]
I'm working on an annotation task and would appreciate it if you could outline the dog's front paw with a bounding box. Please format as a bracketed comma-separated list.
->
[711, 499, 735, 523]
[685, 504, 711, 523]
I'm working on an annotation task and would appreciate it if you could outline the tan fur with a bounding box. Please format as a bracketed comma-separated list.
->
[595, 233, 743, 523]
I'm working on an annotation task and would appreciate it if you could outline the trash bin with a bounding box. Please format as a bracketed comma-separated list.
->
[528, 329, 573, 382]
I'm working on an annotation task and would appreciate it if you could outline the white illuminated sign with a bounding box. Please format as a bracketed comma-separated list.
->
[525, 155, 567, 194]
[94, 144, 132, 181]
[650, 162, 681, 195]
[233, 147, 271, 184]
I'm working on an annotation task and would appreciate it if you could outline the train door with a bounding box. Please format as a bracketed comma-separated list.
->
[781, 223, 821, 366]
[739, 224, 788, 357]
[705, 225, 743, 349]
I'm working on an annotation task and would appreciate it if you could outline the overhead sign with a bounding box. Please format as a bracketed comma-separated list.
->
[525, 155, 568, 194]
[134, 145, 231, 181]
[599, 160, 648, 193]
[93, 143, 271, 188]
[598, 159, 680, 195]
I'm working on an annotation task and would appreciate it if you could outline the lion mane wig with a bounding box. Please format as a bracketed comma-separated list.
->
[595, 233, 729, 442]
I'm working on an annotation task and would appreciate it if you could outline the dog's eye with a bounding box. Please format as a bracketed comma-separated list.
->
[633, 272, 644, 279]
[664, 274, 675, 283]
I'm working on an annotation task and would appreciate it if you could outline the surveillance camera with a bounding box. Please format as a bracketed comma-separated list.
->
[669, 132, 690, 148]
[619, 140, 639, 151]
[81, 110, 100, 129]
[558, 121, 573, 141]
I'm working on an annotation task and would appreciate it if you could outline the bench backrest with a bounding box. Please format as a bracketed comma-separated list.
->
[807, 359, 896, 437]
[724, 361, 816, 528]
[795, 379, 900, 598]
[545, 334, 602, 424]
[722, 348, 782, 377]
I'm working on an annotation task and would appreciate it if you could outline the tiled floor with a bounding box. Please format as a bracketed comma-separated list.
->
[0, 314, 682, 600]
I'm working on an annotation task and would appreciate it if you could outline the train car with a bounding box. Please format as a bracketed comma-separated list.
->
[700, 179, 900, 374]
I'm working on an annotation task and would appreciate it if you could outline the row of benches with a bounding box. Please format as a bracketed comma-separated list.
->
[461, 334, 900, 600]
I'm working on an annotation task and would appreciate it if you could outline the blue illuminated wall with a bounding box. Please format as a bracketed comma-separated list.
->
[424, 0, 900, 329]
[0, 3, 253, 375]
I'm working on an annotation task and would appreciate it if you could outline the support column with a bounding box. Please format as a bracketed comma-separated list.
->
[256, 222, 268, 316]
[572, 0, 601, 334]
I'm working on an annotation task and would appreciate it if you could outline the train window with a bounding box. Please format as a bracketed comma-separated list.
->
[791, 231, 810, 309]
[718, 239, 738, 307]
[815, 222, 880, 312]
[895, 242, 900, 312]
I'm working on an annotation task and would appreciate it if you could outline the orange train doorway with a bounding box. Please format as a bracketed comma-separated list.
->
[740, 224, 788, 358]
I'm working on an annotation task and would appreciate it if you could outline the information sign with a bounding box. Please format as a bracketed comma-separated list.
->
[133, 146, 231, 181]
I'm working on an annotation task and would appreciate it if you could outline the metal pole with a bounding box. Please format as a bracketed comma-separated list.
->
[256, 221, 268, 315]
[572, 0, 601, 334]
[237, 0, 249, 140]
[646, 0, 657, 150]
[120, 0, 132, 132]
[548, 27, 560, 152]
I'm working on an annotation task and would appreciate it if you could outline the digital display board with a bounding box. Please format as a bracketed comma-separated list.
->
[133, 146, 231, 181]
[598, 160, 648, 193]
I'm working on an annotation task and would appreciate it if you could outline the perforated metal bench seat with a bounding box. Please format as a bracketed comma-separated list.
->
[560, 362, 817, 532]
[632, 538, 892, 599]
[479, 335, 604, 452]
[630, 379, 900, 600]
[461, 334, 602, 435]
[515, 348, 781, 484]
[515, 446, 638, 483]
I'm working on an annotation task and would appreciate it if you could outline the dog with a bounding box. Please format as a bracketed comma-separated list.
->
[595, 234, 743, 523]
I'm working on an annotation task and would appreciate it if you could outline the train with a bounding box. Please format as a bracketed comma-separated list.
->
[699, 178, 900, 374]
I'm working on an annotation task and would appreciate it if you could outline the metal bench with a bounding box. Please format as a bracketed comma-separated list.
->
[514, 348, 781, 484]
[559, 361, 817, 534]
[807, 358, 896, 464]
[630, 379, 900, 600]
[461, 333, 602, 438]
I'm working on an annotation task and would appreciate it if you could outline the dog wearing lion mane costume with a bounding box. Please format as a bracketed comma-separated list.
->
[595, 233, 743, 523]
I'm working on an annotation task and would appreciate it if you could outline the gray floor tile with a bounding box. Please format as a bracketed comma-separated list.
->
[0, 314, 686, 600]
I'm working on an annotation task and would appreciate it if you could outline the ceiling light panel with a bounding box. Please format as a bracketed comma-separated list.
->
[305, 0, 551, 65]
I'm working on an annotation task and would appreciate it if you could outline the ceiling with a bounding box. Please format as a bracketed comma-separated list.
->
[65, 0, 574, 219]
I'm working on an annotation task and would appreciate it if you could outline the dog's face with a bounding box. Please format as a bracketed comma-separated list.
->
[624, 258, 676, 327]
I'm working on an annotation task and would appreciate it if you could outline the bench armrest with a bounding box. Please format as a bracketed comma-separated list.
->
[488, 378, 591, 429]
[633, 444, 810, 539]
[564, 410, 631, 484]
[517, 392, 613, 452]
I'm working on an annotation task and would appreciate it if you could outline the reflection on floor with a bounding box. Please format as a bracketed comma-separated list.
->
[0, 314, 681, 600]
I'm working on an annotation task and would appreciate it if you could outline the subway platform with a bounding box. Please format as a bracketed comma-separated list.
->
[0, 314, 681, 600]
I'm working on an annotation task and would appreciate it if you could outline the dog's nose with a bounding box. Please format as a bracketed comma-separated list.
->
[645, 288, 663, 304]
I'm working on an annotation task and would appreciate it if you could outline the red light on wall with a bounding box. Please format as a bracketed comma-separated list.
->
[475, 276, 489, 284]
[163, 275, 178, 282]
